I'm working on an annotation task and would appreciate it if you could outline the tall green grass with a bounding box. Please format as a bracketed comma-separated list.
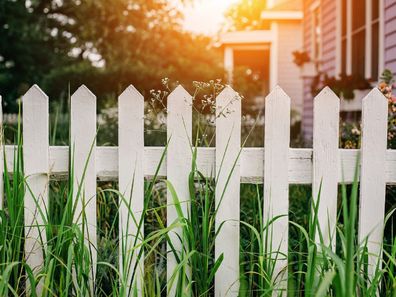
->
[0, 109, 26, 296]
[0, 112, 395, 296]
[164, 146, 222, 297]
[238, 167, 396, 297]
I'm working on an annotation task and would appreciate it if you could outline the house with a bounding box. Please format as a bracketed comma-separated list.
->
[301, 0, 396, 141]
[221, 0, 396, 144]
[220, 0, 304, 116]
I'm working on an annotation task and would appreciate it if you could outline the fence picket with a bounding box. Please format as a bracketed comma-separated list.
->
[215, 86, 241, 297]
[118, 85, 144, 296]
[71, 85, 97, 283]
[166, 85, 192, 296]
[313, 87, 340, 248]
[358, 88, 388, 278]
[23, 85, 49, 293]
[264, 86, 290, 293]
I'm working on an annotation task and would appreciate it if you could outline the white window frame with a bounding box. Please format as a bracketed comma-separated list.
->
[310, 0, 322, 63]
[336, 0, 384, 80]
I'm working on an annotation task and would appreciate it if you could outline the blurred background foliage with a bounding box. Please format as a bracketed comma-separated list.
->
[0, 0, 228, 112]
[224, 0, 268, 31]
[0, 0, 278, 148]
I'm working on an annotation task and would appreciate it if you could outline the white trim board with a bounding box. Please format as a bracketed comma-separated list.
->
[261, 11, 303, 20]
[270, 22, 279, 90]
[309, 0, 320, 11]
[310, 1, 322, 64]
[220, 30, 275, 45]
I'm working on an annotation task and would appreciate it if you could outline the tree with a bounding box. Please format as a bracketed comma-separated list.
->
[0, 0, 74, 110]
[224, 0, 268, 31]
[0, 0, 224, 111]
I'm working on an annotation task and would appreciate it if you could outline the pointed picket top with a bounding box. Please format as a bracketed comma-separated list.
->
[166, 84, 192, 129]
[315, 86, 340, 102]
[362, 87, 386, 104]
[265, 85, 290, 105]
[314, 86, 340, 120]
[71, 85, 96, 103]
[218, 85, 238, 98]
[215, 85, 241, 130]
[217, 85, 238, 101]
[314, 86, 340, 124]
[168, 84, 191, 101]
[361, 87, 387, 115]
[23, 84, 48, 102]
[216, 85, 240, 119]
[119, 84, 143, 102]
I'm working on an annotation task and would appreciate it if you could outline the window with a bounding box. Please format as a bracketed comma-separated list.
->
[341, 0, 347, 74]
[351, 0, 366, 78]
[371, 0, 380, 79]
[339, 0, 380, 80]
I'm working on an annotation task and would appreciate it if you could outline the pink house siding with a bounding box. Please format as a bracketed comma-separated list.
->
[302, 0, 337, 143]
[385, 0, 396, 75]
[321, 0, 337, 76]
[302, 80, 314, 141]
[302, 0, 396, 143]
[302, 0, 315, 142]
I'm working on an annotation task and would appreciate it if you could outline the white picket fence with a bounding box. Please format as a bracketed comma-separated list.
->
[0, 84, 392, 296]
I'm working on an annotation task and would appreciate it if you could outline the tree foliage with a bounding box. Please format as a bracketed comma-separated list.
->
[225, 0, 268, 31]
[0, 0, 223, 111]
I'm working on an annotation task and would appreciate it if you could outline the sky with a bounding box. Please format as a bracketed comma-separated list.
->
[180, 0, 239, 35]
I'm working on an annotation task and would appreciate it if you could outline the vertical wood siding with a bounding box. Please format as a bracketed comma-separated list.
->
[302, 0, 316, 143]
[321, 0, 337, 76]
[277, 21, 304, 114]
[302, 0, 337, 142]
[302, 79, 314, 142]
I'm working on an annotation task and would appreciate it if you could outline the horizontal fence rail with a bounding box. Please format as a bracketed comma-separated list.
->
[4, 145, 396, 184]
[1, 84, 391, 296]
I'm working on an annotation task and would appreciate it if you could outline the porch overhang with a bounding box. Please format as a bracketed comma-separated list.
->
[220, 26, 279, 91]
[219, 30, 275, 46]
